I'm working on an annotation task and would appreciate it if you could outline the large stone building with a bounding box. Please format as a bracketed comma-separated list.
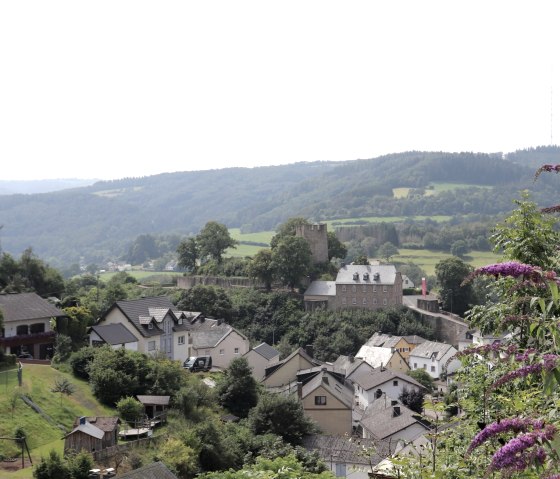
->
[304, 264, 403, 311]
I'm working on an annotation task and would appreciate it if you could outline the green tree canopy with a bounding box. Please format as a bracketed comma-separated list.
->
[248, 393, 316, 445]
[177, 236, 199, 271]
[271, 236, 312, 290]
[176, 285, 233, 320]
[377, 241, 399, 262]
[197, 221, 237, 263]
[270, 217, 310, 249]
[435, 256, 475, 316]
[247, 249, 275, 290]
[326, 231, 347, 260]
[217, 357, 259, 418]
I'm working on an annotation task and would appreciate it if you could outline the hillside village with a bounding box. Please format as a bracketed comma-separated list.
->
[1, 162, 560, 478]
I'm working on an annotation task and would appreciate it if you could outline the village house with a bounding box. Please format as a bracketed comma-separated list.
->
[359, 400, 430, 444]
[304, 264, 403, 311]
[94, 296, 248, 367]
[303, 435, 393, 479]
[363, 333, 426, 362]
[243, 342, 280, 381]
[355, 345, 409, 374]
[0, 292, 66, 359]
[352, 367, 425, 410]
[408, 340, 461, 379]
[332, 355, 377, 382]
[262, 347, 322, 389]
[296, 367, 354, 435]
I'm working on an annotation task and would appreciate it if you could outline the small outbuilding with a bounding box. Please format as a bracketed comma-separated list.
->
[64, 416, 120, 454]
[137, 395, 170, 420]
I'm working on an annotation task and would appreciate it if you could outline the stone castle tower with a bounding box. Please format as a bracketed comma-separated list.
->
[295, 223, 328, 264]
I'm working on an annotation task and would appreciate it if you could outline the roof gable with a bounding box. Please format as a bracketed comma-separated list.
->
[252, 342, 280, 360]
[89, 324, 138, 345]
[409, 341, 456, 361]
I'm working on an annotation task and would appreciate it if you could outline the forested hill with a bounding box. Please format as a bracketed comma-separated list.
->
[0, 149, 559, 266]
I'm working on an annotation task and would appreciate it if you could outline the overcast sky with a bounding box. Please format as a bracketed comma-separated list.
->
[1, 1, 558, 180]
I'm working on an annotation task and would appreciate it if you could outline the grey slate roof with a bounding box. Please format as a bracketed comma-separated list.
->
[332, 355, 372, 378]
[65, 422, 105, 440]
[336, 264, 398, 285]
[0, 292, 66, 322]
[117, 462, 178, 479]
[72, 416, 120, 432]
[304, 281, 336, 297]
[264, 347, 322, 378]
[360, 400, 429, 440]
[89, 324, 138, 345]
[107, 296, 182, 338]
[252, 342, 280, 360]
[191, 322, 234, 348]
[303, 435, 393, 466]
[137, 395, 170, 406]
[408, 340, 456, 360]
[351, 366, 425, 391]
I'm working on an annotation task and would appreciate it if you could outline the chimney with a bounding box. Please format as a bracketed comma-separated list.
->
[349, 355, 355, 363]
[392, 406, 401, 417]
[305, 345, 314, 358]
[297, 382, 303, 400]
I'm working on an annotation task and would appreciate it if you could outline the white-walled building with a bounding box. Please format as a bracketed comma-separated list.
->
[243, 343, 280, 381]
[408, 340, 461, 379]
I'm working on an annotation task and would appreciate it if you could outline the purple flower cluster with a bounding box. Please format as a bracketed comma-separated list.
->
[467, 418, 544, 454]
[469, 262, 546, 282]
[542, 205, 560, 214]
[535, 164, 560, 179]
[458, 343, 518, 358]
[489, 424, 555, 472]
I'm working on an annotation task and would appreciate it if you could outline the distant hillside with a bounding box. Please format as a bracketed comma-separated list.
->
[0, 150, 556, 266]
[0, 179, 98, 195]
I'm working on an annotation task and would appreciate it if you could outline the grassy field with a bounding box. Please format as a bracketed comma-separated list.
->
[394, 248, 501, 276]
[325, 216, 453, 227]
[0, 364, 114, 478]
[392, 182, 493, 199]
[99, 271, 183, 283]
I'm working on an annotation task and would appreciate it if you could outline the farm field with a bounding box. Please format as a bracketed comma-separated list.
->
[394, 248, 501, 276]
[325, 216, 453, 227]
[392, 182, 493, 199]
[99, 271, 182, 283]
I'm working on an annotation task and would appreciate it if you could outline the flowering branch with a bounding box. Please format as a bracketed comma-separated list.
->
[535, 164, 560, 180]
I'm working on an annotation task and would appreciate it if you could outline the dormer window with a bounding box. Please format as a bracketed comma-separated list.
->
[373, 273, 380, 281]
[148, 323, 154, 330]
[353, 272, 359, 281]
[178, 318, 183, 325]
[363, 272, 369, 281]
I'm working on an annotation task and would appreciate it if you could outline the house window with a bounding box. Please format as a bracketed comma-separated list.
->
[393, 380, 398, 386]
[342, 285, 347, 293]
[352, 298, 357, 305]
[423, 364, 427, 370]
[234, 348, 240, 354]
[178, 318, 183, 325]
[148, 341, 156, 351]
[178, 336, 185, 345]
[373, 298, 378, 305]
[362, 298, 367, 305]
[16, 325, 29, 335]
[352, 285, 356, 293]
[342, 297, 347, 305]
[431, 366, 436, 372]
[220, 349, 225, 355]
[414, 363, 417, 368]
[148, 323, 154, 330]
[362, 285, 367, 293]
[315, 396, 327, 406]
[383, 286, 387, 292]
[383, 298, 388, 305]
[373, 286, 377, 292]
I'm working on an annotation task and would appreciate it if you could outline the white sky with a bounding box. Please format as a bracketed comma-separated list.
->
[1, 1, 559, 180]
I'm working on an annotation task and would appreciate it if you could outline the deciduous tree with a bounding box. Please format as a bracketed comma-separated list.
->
[197, 221, 237, 263]
[217, 357, 258, 418]
[271, 236, 312, 290]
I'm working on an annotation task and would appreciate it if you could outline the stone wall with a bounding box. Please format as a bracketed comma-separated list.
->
[177, 275, 263, 290]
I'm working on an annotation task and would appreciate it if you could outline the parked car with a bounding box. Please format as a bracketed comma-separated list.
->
[17, 353, 33, 359]
[183, 356, 212, 372]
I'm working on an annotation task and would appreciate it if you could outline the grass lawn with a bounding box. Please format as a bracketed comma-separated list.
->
[0, 364, 115, 478]
[394, 248, 501, 276]
[99, 271, 183, 283]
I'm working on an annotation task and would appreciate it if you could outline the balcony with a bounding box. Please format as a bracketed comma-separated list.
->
[0, 330, 56, 347]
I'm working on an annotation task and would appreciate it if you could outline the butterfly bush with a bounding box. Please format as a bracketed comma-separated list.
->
[467, 261, 549, 283]
[489, 424, 555, 472]
[535, 164, 560, 180]
[467, 418, 545, 454]
[489, 353, 559, 391]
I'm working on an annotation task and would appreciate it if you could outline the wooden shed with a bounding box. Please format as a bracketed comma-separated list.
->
[64, 416, 120, 454]
[137, 395, 170, 419]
